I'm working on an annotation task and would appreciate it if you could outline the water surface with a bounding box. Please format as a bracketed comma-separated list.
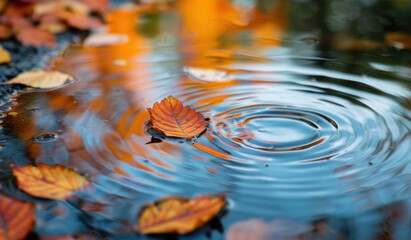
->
[1, 1, 411, 239]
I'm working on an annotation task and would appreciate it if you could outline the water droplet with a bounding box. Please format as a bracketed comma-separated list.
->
[31, 133, 60, 143]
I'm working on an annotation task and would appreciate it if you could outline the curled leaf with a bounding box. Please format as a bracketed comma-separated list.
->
[148, 96, 208, 138]
[12, 163, 90, 200]
[0, 194, 35, 240]
[0, 45, 11, 64]
[137, 194, 226, 235]
[7, 70, 73, 89]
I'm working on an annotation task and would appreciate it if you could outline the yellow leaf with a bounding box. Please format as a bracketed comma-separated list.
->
[137, 194, 226, 235]
[0, 46, 11, 64]
[0, 194, 35, 240]
[148, 96, 209, 139]
[8, 70, 73, 89]
[12, 163, 90, 200]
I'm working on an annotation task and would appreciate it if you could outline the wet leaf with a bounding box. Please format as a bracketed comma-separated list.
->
[7, 70, 72, 89]
[0, 45, 11, 64]
[148, 96, 208, 138]
[0, 194, 35, 240]
[137, 194, 226, 235]
[16, 27, 56, 47]
[58, 11, 103, 30]
[12, 163, 90, 200]
[83, 33, 129, 47]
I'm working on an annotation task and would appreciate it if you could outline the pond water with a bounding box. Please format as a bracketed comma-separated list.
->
[1, 0, 411, 239]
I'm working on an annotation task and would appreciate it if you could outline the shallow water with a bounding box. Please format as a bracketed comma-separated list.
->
[1, 0, 411, 239]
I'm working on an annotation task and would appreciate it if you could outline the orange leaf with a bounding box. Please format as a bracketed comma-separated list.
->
[137, 194, 226, 235]
[58, 11, 103, 30]
[148, 96, 208, 138]
[0, 194, 35, 240]
[12, 163, 90, 200]
[16, 27, 56, 47]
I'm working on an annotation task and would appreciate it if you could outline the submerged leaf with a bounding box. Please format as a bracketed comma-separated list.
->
[0, 194, 35, 240]
[12, 163, 90, 200]
[7, 70, 72, 89]
[148, 96, 208, 138]
[137, 194, 226, 235]
[0, 45, 11, 64]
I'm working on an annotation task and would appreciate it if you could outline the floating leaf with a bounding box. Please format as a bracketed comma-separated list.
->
[0, 194, 35, 240]
[7, 70, 72, 89]
[0, 46, 11, 64]
[16, 27, 56, 47]
[137, 194, 226, 235]
[83, 33, 129, 47]
[12, 163, 90, 200]
[148, 96, 208, 138]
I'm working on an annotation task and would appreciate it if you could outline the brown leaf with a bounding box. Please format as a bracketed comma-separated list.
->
[12, 163, 90, 200]
[137, 194, 226, 235]
[0, 24, 11, 39]
[0, 194, 35, 240]
[385, 32, 411, 49]
[0, 45, 11, 64]
[83, 33, 129, 47]
[148, 96, 208, 138]
[81, 0, 109, 14]
[16, 27, 56, 47]
[7, 70, 72, 88]
[58, 11, 103, 30]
